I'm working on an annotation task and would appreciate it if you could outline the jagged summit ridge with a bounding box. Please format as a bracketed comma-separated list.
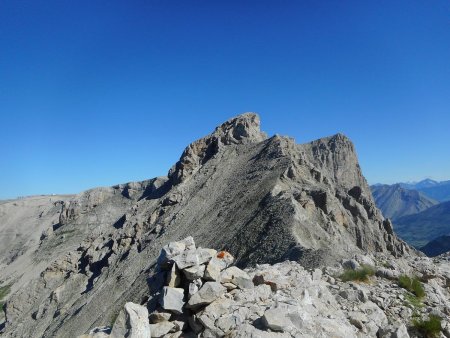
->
[1, 113, 410, 337]
[211, 112, 267, 144]
[168, 113, 267, 184]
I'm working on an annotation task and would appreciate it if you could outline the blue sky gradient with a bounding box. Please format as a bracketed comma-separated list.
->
[1, 1, 449, 198]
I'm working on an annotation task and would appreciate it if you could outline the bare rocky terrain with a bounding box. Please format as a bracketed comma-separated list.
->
[80, 236, 449, 338]
[1, 113, 448, 338]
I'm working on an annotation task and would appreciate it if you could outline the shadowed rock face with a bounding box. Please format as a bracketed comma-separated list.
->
[0, 113, 410, 338]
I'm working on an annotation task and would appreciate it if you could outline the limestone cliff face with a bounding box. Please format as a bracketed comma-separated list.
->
[0, 113, 410, 338]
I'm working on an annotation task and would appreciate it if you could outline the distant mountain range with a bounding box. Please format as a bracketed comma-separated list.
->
[371, 179, 450, 256]
[398, 179, 450, 202]
[394, 201, 450, 248]
[371, 184, 438, 220]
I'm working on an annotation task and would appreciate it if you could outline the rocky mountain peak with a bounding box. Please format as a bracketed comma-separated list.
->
[168, 113, 267, 184]
[212, 112, 267, 145]
[300, 132, 369, 193]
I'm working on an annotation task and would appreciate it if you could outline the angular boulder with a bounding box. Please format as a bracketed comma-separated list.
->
[220, 266, 254, 289]
[110, 302, 151, 338]
[187, 282, 226, 310]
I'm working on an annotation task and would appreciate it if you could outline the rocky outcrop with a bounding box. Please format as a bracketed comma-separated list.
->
[168, 113, 267, 185]
[78, 237, 450, 338]
[1, 113, 411, 337]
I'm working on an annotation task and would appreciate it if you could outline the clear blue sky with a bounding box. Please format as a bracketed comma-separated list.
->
[1, 1, 449, 198]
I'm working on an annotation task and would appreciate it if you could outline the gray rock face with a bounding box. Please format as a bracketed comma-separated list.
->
[78, 327, 111, 338]
[1, 113, 411, 337]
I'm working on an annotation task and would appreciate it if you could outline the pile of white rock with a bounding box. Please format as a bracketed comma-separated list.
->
[80, 237, 450, 338]
[147, 236, 243, 337]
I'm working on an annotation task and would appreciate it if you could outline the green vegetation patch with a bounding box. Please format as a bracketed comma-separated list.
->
[403, 292, 424, 309]
[340, 265, 375, 282]
[398, 275, 425, 298]
[0, 284, 11, 300]
[413, 315, 442, 338]
[0, 284, 12, 311]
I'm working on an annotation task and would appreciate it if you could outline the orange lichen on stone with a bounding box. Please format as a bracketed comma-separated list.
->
[217, 251, 229, 259]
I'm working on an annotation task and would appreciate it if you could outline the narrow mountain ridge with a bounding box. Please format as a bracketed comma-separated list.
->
[399, 180, 450, 202]
[1, 113, 409, 338]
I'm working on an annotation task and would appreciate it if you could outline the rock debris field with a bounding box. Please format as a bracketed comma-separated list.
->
[79, 237, 450, 338]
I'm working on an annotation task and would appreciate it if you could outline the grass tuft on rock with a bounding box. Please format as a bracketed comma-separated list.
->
[340, 265, 375, 282]
[0, 284, 12, 312]
[413, 315, 442, 338]
[404, 292, 424, 309]
[398, 275, 425, 298]
[0, 284, 11, 300]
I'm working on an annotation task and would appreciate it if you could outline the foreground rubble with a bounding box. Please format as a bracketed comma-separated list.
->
[80, 237, 450, 338]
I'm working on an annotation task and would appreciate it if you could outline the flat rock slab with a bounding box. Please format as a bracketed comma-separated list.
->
[172, 250, 200, 270]
[204, 259, 222, 281]
[159, 287, 185, 314]
[262, 308, 293, 332]
[183, 264, 206, 281]
[166, 264, 181, 287]
[187, 282, 226, 310]
[220, 266, 254, 289]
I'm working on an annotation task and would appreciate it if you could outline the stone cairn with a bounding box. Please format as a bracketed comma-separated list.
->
[147, 236, 244, 337]
[94, 236, 262, 338]
[83, 236, 360, 338]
